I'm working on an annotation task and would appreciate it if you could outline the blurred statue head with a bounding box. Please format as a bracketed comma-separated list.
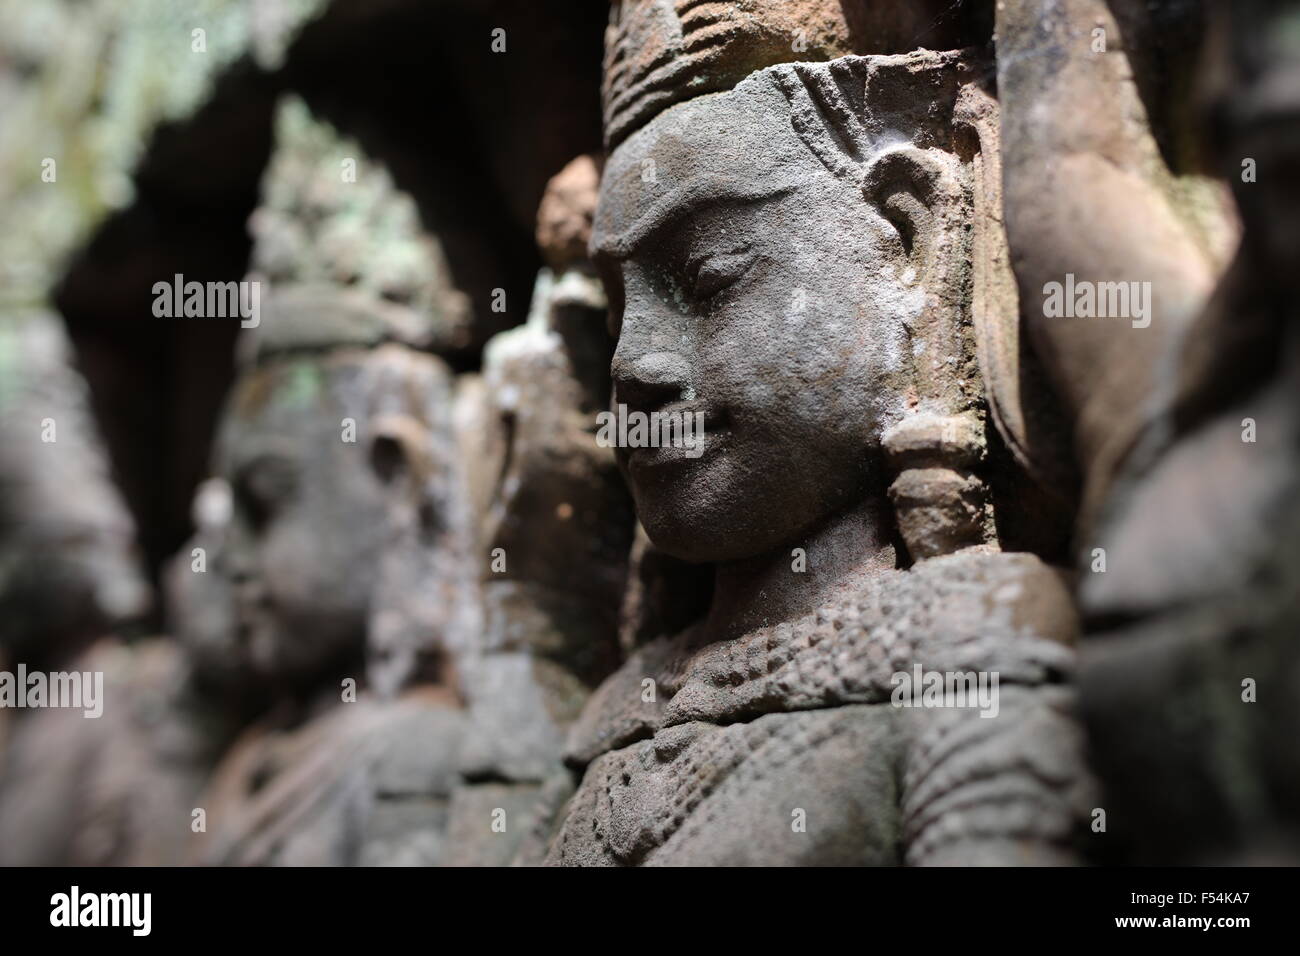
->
[179, 94, 474, 697]
[210, 302, 460, 694]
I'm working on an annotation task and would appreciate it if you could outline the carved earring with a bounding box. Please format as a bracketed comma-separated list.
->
[861, 148, 993, 561]
[883, 411, 992, 561]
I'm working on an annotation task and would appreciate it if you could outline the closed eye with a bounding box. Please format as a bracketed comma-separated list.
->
[689, 247, 756, 301]
[235, 455, 299, 530]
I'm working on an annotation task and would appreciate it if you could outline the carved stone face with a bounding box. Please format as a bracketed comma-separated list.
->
[593, 74, 920, 564]
[216, 353, 390, 686]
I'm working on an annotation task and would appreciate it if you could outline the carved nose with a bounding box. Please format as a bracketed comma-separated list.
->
[611, 350, 691, 414]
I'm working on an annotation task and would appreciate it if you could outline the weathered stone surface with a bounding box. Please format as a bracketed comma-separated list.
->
[1072, 0, 1300, 864]
[542, 43, 1095, 866]
[1, 0, 1281, 872]
[566, 552, 1077, 766]
[0, 637, 235, 866]
[548, 550, 1089, 865]
[535, 154, 603, 273]
[0, 311, 150, 665]
[553, 687, 1087, 866]
[444, 157, 639, 864]
[995, 0, 1239, 531]
[195, 687, 465, 865]
[601, 0, 975, 150]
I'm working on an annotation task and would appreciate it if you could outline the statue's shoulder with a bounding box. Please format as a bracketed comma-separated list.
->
[565, 549, 1077, 769]
[664, 550, 1078, 727]
[563, 627, 696, 769]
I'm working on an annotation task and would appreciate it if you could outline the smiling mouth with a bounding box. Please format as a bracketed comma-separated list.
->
[620, 404, 730, 471]
[235, 598, 273, 642]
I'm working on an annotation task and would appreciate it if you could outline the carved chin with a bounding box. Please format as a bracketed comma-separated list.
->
[639, 514, 730, 565]
[632, 483, 782, 565]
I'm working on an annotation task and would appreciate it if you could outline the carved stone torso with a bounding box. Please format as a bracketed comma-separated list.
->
[547, 551, 1092, 865]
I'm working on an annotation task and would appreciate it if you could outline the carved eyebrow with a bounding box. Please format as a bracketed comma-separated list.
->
[593, 174, 801, 260]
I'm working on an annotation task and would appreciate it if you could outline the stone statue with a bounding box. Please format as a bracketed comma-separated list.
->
[599, 0, 979, 154]
[0, 309, 168, 866]
[444, 155, 638, 865]
[542, 9, 1093, 865]
[6, 0, 1281, 872]
[995, 0, 1240, 533]
[0, 617, 244, 866]
[189, 96, 477, 866]
[1066, 0, 1300, 864]
[192, 291, 472, 869]
[0, 310, 150, 670]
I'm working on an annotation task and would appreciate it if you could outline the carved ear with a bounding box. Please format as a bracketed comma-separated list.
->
[863, 147, 989, 563]
[369, 413, 433, 493]
[861, 147, 965, 285]
[370, 413, 445, 541]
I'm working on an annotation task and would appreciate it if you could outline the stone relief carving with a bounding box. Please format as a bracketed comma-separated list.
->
[539, 43, 1092, 866]
[0, 0, 1288, 874]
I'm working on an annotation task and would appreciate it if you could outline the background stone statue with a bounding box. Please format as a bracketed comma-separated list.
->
[1068, 0, 1300, 864]
[0, 93, 482, 866]
[995, 0, 1239, 532]
[0, 310, 150, 670]
[190, 96, 478, 866]
[0, 310, 165, 866]
[444, 155, 637, 865]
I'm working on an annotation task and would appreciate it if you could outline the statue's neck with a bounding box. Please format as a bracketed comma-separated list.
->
[702, 494, 897, 644]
